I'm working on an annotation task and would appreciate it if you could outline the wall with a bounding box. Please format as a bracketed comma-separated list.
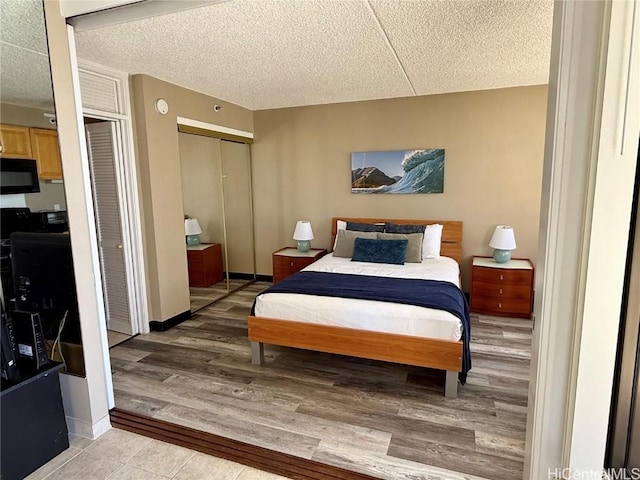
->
[44, 0, 111, 438]
[252, 86, 547, 289]
[0, 103, 68, 211]
[130, 74, 253, 322]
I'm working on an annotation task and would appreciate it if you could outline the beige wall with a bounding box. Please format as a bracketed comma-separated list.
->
[252, 86, 547, 289]
[130, 75, 253, 321]
[1, 103, 55, 129]
[0, 103, 68, 211]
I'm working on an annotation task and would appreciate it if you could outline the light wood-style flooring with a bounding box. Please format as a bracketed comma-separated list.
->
[110, 282, 531, 480]
[189, 278, 252, 312]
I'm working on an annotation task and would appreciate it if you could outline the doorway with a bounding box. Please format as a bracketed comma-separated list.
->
[84, 117, 135, 346]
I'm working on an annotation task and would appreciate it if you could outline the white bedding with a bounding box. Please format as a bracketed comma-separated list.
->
[255, 254, 463, 342]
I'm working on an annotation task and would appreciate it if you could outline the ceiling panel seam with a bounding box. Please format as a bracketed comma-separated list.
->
[365, 0, 416, 96]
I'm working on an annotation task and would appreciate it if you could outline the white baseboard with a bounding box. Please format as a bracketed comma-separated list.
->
[66, 414, 111, 439]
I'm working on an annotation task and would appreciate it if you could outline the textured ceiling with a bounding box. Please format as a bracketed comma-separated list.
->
[0, 0, 54, 110]
[75, 0, 553, 110]
[1, 0, 553, 112]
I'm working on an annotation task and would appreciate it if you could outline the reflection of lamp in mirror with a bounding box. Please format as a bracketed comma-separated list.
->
[185, 218, 203, 246]
[489, 225, 516, 263]
[293, 220, 313, 252]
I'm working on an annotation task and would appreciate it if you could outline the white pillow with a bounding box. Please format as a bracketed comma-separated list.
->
[422, 224, 443, 259]
[332, 220, 347, 251]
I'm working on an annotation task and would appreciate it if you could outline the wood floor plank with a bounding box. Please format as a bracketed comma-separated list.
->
[474, 431, 526, 462]
[397, 400, 526, 441]
[248, 375, 403, 415]
[312, 444, 491, 480]
[155, 403, 321, 460]
[113, 390, 169, 416]
[388, 435, 524, 480]
[109, 345, 151, 363]
[110, 289, 531, 480]
[296, 398, 477, 452]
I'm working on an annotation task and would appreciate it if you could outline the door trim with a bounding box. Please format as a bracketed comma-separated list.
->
[79, 59, 150, 337]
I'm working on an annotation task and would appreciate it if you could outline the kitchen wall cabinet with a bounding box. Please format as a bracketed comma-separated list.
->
[29, 128, 63, 180]
[0, 124, 63, 180]
[0, 125, 32, 158]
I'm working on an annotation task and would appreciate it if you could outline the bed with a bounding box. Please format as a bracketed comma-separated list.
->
[247, 217, 467, 398]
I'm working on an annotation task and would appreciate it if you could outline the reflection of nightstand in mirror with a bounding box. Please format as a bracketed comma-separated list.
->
[186, 243, 223, 287]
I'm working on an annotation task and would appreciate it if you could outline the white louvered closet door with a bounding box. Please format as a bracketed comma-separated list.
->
[85, 122, 133, 335]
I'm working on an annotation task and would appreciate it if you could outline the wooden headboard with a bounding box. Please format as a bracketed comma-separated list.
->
[330, 217, 463, 265]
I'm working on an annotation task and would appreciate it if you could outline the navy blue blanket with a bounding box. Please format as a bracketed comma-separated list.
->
[252, 271, 471, 383]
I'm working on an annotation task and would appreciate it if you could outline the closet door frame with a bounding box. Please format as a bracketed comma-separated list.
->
[177, 117, 256, 290]
[608, 154, 640, 469]
[79, 60, 149, 338]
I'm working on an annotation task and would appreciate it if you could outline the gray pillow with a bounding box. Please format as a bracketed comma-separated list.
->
[333, 230, 378, 258]
[377, 232, 424, 263]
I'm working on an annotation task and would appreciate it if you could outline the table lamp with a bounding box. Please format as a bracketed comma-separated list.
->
[489, 225, 516, 263]
[185, 217, 203, 246]
[293, 220, 313, 252]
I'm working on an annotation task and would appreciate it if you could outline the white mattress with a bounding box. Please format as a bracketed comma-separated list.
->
[255, 254, 463, 341]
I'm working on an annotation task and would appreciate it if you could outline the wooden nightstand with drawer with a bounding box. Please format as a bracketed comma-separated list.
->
[272, 247, 327, 284]
[187, 243, 224, 287]
[470, 256, 534, 319]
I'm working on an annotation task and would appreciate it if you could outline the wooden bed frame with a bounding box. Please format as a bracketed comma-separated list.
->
[247, 217, 464, 398]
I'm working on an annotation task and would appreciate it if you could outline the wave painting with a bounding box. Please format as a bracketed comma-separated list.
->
[351, 149, 445, 194]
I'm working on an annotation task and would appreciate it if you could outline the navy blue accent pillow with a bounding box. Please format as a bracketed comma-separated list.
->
[351, 238, 408, 265]
[346, 221, 385, 233]
[385, 222, 426, 234]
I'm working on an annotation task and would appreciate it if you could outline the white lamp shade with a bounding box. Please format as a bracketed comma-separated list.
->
[489, 225, 516, 250]
[184, 218, 203, 236]
[293, 220, 314, 241]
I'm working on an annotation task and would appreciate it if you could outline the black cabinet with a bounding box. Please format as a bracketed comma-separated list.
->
[1, 363, 68, 480]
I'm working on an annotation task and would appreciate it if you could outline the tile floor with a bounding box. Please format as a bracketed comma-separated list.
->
[25, 428, 288, 480]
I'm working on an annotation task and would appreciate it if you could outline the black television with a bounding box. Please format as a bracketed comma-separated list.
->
[10, 232, 82, 345]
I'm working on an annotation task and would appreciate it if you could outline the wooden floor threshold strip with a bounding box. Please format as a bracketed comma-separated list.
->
[110, 409, 380, 480]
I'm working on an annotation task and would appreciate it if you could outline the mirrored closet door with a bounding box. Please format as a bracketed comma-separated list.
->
[178, 132, 255, 312]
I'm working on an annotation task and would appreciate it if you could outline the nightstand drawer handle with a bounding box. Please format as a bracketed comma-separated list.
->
[291, 261, 294, 267]
[498, 302, 502, 309]
[499, 274, 504, 281]
[499, 288, 503, 295]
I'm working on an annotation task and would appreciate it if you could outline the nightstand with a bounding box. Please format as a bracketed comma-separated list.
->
[272, 247, 327, 284]
[187, 243, 224, 287]
[470, 256, 534, 319]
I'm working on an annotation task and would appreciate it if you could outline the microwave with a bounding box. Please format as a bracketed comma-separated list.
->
[0, 158, 40, 195]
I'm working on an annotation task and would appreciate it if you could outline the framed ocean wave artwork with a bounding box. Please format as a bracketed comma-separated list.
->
[351, 149, 445, 194]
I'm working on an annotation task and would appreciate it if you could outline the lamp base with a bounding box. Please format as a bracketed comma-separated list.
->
[186, 234, 201, 246]
[493, 249, 511, 263]
[296, 240, 310, 253]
